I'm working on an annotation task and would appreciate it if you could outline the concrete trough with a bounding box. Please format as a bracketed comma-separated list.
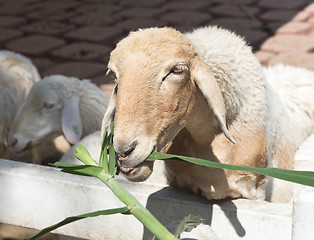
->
[0, 135, 313, 240]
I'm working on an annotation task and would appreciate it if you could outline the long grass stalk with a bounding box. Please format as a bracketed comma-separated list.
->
[147, 152, 314, 187]
[101, 174, 177, 240]
[25, 207, 130, 240]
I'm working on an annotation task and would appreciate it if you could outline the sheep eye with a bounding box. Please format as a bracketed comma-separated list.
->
[114, 84, 118, 94]
[170, 65, 186, 74]
[43, 102, 55, 109]
[106, 69, 117, 82]
[162, 64, 186, 81]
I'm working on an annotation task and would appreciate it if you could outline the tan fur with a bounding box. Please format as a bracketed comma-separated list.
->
[164, 99, 268, 199]
[103, 27, 314, 201]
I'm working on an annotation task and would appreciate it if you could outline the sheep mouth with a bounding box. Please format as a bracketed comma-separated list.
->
[118, 160, 151, 180]
[23, 141, 33, 151]
[117, 148, 155, 176]
[14, 141, 33, 153]
[118, 160, 154, 182]
[116, 156, 145, 175]
[117, 157, 147, 175]
[119, 164, 142, 175]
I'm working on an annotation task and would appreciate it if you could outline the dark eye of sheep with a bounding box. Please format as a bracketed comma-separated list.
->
[114, 85, 118, 94]
[162, 64, 187, 82]
[43, 102, 55, 109]
[106, 69, 117, 83]
[171, 65, 186, 74]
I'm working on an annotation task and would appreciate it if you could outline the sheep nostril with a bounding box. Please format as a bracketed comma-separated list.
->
[124, 145, 135, 156]
[8, 138, 17, 147]
[115, 142, 137, 161]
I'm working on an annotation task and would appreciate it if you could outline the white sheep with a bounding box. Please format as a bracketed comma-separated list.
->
[8, 75, 110, 157]
[262, 63, 314, 201]
[0, 50, 66, 163]
[263, 63, 314, 144]
[102, 26, 314, 202]
[0, 50, 40, 157]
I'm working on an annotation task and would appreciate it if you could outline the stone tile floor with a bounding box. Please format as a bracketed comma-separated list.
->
[1, 0, 314, 96]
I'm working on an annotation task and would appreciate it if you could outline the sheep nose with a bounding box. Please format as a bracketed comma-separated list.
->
[115, 142, 136, 161]
[8, 137, 17, 147]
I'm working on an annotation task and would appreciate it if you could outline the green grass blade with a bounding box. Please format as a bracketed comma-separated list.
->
[175, 215, 203, 238]
[108, 131, 116, 176]
[74, 144, 98, 166]
[148, 152, 314, 187]
[57, 165, 106, 178]
[108, 145, 116, 175]
[25, 207, 130, 240]
[51, 162, 81, 168]
[175, 216, 187, 238]
[99, 126, 109, 172]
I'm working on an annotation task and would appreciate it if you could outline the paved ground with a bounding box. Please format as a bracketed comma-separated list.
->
[1, 0, 314, 96]
[256, 2, 314, 69]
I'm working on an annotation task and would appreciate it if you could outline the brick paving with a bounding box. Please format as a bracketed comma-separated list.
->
[0, 0, 314, 96]
[257, 2, 314, 70]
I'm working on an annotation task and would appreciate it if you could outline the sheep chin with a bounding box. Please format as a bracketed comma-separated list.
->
[120, 161, 153, 182]
[9, 139, 32, 153]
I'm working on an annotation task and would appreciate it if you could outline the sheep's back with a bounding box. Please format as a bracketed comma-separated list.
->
[264, 64, 314, 142]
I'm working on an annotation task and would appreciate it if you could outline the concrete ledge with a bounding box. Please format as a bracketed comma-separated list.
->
[292, 134, 314, 240]
[292, 186, 314, 240]
[0, 134, 313, 240]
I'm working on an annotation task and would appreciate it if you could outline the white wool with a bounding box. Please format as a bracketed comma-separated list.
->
[185, 26, 267, 130]
[0, 50, 40, 158]
[39, 75, 111, 137]
[9, 75, 110, 152]
[264, 64, 314, 143]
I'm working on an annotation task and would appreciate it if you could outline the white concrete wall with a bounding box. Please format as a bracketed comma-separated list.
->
[0, 135, 313, 240]
[292, 135, 314, 240]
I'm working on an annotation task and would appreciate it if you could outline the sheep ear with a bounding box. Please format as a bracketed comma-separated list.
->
[101, 85, 117, 136]
[62, 96, 83, 144]
[191, 56, 236, 144]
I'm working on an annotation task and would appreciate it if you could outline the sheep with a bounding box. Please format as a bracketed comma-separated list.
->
[8, 74, 110, 158]
[102, 26, 314, 202]
[0, 50, 66, 164]
[263, 63, 314, 144]
[262, 63, 314, 201]
[0, 50, 40, 157]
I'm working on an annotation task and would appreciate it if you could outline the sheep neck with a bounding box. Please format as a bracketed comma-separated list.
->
[183, 92, 221, 150]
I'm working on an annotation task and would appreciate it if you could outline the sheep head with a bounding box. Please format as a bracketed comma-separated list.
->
[103, 27, 234, 182]
[8, 75, 83, 153]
